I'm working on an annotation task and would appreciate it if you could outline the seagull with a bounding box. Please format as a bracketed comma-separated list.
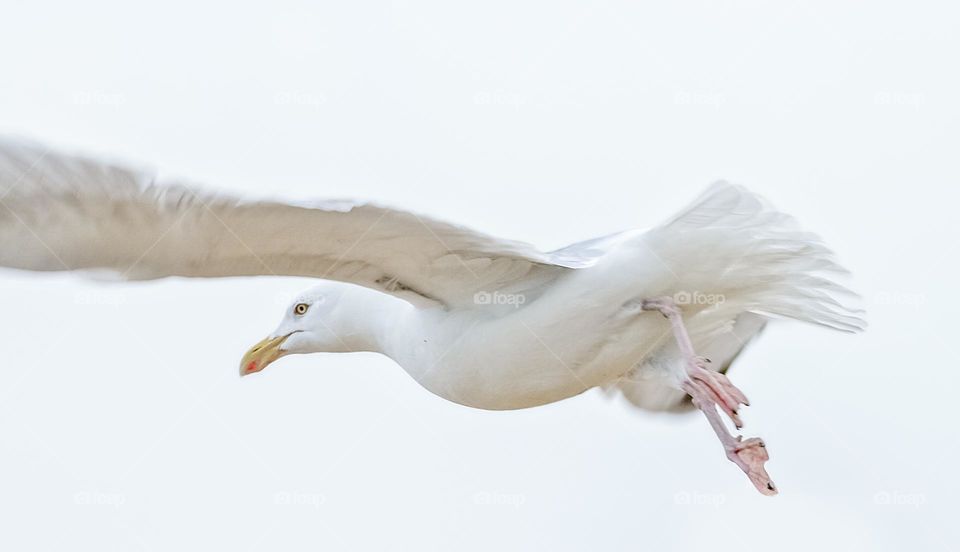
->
[0, 137, 864, 495]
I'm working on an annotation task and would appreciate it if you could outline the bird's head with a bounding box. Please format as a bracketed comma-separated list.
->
[239, 283, 352, 376]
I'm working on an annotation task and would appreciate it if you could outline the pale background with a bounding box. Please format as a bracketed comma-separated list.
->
[0, 1, 956, 550]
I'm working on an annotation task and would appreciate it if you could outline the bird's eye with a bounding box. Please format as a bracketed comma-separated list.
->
[294, 303, 309, 315]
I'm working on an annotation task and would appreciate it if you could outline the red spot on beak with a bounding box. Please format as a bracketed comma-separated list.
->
[246, 361, 257, 373]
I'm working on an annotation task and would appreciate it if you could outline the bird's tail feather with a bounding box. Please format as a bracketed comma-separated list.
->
[605, 181, 863, 412]
[650, 180, 865, 333]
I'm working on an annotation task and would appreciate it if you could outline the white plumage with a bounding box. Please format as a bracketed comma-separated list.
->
[0, 137, 864, 495]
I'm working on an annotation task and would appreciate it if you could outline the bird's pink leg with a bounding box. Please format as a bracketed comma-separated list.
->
[642, 297, 777, 496]
[682, 380, 777, 495]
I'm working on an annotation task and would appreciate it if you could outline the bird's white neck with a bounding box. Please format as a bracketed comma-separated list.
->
[329, 286, 419, 356]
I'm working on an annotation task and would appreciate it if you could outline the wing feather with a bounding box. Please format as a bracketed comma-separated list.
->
[0, 138, 599, 307]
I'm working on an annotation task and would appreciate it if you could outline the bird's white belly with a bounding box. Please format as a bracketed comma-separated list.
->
[404, 299, 674, 410]
[393, 240, 691, 410]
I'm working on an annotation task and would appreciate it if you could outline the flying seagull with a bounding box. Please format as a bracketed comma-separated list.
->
[0, 138, 864, 495]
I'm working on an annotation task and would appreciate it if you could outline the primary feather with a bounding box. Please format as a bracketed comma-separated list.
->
[0, 137, 601, 308]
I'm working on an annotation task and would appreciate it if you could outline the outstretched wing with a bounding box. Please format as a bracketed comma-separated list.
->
[0, 138, 599, 308]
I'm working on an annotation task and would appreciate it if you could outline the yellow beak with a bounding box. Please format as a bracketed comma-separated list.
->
[240, 335, 288, 376]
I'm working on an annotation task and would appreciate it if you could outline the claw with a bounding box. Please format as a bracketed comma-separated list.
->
[729, 437, 777, 496]
[690, 366, 747, 426]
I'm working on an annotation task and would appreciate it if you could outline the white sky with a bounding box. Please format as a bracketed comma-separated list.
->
[0, 1, 956, 550]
